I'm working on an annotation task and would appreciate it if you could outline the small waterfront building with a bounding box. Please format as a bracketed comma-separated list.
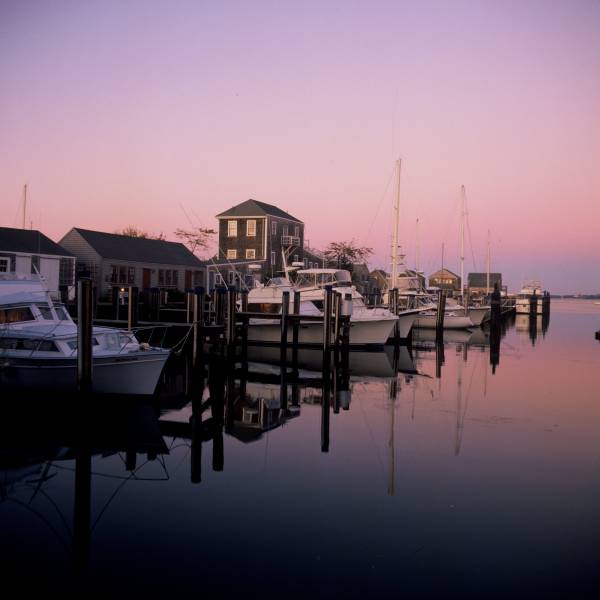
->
[352, 262, 371, 295]
[0, 226, 75, 297]
[214, 199, 305, 284]
[428, 268, 461, 293]
[59, 227, 205, 299]
[467, 272, 503, 297]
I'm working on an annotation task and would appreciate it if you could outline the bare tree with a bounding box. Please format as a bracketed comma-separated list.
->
[118, 226, 165, 240]
[174, 227, 217, 256]
[323, 241, 373, 272]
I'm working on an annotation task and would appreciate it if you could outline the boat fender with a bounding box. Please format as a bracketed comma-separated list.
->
[139, 342, 151, 351]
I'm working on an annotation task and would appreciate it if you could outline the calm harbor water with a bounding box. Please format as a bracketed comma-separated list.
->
[2, 299, 600, 597]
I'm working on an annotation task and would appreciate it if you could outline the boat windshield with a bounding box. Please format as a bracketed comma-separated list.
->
[0, 306, 36, 324]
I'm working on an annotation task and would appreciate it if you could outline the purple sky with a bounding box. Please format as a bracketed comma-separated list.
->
[1, 0, 599, 293]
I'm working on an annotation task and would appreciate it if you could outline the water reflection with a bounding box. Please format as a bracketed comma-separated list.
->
[11, 306, 600, 598]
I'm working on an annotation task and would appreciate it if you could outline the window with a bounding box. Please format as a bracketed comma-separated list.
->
[228, 220, 237, 237]
[127, 267, 135, 284]
[271, 221, 277, 235]
[0, 306, 35, 324]
[271, 251, 276, 265]
[228, 271, 236, 285]
[158, 269, 178, 287]
[193, 270, 203, 286]
[246, 220, 256, 237]
[59, 257, 74, 286]
[0, 257, 8, 272]
[31, 255, 40, 274]
[283, 225, 289, 236]
[294, 226, 300, 237]
[293, 255, 299, 263]
[246, 249, 255, 259]
[227, 249, 237, 259]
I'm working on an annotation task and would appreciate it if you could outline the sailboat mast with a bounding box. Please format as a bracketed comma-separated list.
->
[486, 229, 491, 295]
[460, 185, 465, 303]
[22, 184, 27, 230]
[415, 217, 420, 273]
[391, 158, 401, 289]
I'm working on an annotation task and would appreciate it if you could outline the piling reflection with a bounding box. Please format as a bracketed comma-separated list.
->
[2, 306, 558, 591]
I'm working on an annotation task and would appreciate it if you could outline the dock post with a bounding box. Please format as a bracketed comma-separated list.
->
[292, 291, 300, 377]
[321, 285, 333, 453]
[530, 290, 538, 318]
[435, 289, 446, 342]
[280, 291, 290, 410]
[225, 287, 237, 347]
[77, 278, 93, 393]
[190, 287, 205, 394]
[127, 286, 139, 330]
[490, 284, 501, 328]
[341, 293, 352, 373]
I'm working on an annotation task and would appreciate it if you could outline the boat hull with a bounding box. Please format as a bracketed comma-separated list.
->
[413, 314, 474, 329]
[248, 316, 397, 348]
[0, 351, 170, 395]
[467, 306, 491, 326]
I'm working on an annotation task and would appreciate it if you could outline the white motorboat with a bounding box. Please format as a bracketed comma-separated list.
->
[516, 280, 544, 315]
[246, 269, 414, 347]
[0, 274, 170, 394]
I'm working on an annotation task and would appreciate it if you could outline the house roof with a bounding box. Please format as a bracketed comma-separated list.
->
[0, 227, 72, 257]
[216, 199, 302, 223]
[468, 272, 502, 287]
[429, 268, 460, 279]
[68, 228, 204, 267]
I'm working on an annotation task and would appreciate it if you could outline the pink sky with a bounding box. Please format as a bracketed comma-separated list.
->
[1, 1, 599, 293]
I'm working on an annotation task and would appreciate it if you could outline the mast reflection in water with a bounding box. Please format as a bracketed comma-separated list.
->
[2, 300, 600, 597]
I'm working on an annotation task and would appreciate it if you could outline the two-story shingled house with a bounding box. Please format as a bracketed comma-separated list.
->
[214, 199, 304, 285]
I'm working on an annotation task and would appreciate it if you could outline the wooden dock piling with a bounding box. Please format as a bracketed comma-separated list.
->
[77, 278, 93, 393]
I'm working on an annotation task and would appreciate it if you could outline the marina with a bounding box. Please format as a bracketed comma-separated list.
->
[3, 2, 600, 596]
[1, 300, 599, 597]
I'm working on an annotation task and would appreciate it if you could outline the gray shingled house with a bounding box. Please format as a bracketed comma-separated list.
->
[467, 272, 503, 296]
[214, 199, 305, 285]
[0, 226, 75, 295]
[59, 227, 205, 299]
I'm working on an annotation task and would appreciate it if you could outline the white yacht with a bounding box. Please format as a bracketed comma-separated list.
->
[246, 269, 418, 347]
[0, 274, 170, 394]
[516, 280, 544, 315]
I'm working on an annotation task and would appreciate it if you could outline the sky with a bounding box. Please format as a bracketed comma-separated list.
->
[1, 0, 599, 293]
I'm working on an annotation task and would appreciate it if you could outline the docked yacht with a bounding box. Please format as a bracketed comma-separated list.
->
[516, 280, 544, 315]
[246, 269, 418, 346]
[0, 274, 170, 394]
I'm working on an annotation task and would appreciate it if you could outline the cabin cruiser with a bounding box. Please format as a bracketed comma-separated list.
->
[246, 269, 420, 346]
[516, 280, 544, 315]
[0, 274, 170, 394]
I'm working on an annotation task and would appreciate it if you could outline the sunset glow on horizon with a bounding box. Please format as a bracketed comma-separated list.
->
[1, 0, 599, 293]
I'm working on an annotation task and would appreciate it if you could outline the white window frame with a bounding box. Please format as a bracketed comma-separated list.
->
[294, 225, 300, 237]
[246, 249, 256, 259]
[0, 257, 9, 272]
[283, 224, 289, 236]
[228, 271, 236, 285]
[227, 220, 237, 237]
[271, 251, 276, 265]
[271, 221, 277, 235]
[246, 220, 256, 237]
[227, 249, 237, 259]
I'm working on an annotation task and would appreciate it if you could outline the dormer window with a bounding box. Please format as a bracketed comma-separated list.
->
[246, 220, 256, 237]
[228, 220, 237, 237]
